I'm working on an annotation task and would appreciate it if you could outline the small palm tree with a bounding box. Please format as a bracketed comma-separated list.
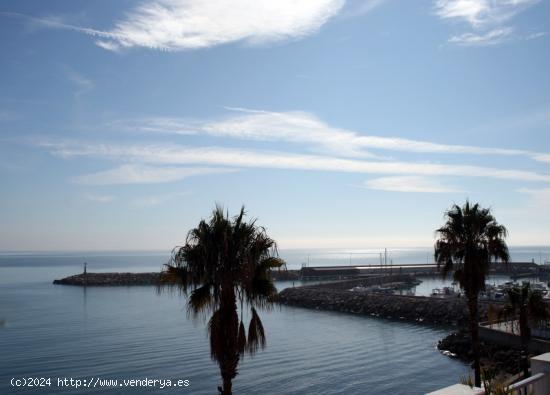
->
[435, 201, 509, 387]
[163, 205, 285, 394]
[502, 283, 550, 378]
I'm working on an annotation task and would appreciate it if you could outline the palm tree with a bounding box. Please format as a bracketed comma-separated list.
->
[502, 283, 550, 378]
[434, 201, 509, 387]
[162, 205, 285, 395]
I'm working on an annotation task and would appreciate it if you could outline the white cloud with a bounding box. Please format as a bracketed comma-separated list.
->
[4, 1, 347, 51]
[94, 40, 121, 52]
[435, 0, 540, 46]
[94, 0, 345, 51]
[532, 153, 550, 164]
[112, 117, 198, 136]
[202, 109, 378, 157]
[435, 0, 539, 28]
[72, 164, 237, 185]
[449, 27, 514, 46]
[42, 141, 550, 183]
[526, 31, 546, 40]
[125, 109, 549, 162]
[365, 176, 460, 193]
[435, 0, 489, 27]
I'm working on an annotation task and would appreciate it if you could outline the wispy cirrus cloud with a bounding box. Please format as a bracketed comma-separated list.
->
[73, 163, 237, 185]
[0, 11, 115, 39]
[4, 1, 348, 52]
[365, 176, 460, 193]
[435, 0, 538, 27]
[41, 140, 550, 183]
[448, 27, 513, 46]
[434, 0, 541, 46]
[533, 154, 550, 164]
[119, 108, 549, 163]
[526, 31, 546, 40]
[101, 0, 346, 51]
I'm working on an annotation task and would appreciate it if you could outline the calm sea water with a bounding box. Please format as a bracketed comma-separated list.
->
[2, 247, 547, 394]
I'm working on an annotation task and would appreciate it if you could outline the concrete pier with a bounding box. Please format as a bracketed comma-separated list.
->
[299, 261, 540, 280]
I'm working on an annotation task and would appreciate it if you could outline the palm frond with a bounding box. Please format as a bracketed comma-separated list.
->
[527, 289, 550, 325]
[259, 257, 285, 271]
[161, 264, 190, 292]
[246, 307, 266, 355]
[434, 200, 508, 294]
[246, 278, 278, 309]
[169, 204, 283, 387]
[188, 284, 214, 318]
[208, 308, 224, 362]
[237, 320, 247, 356]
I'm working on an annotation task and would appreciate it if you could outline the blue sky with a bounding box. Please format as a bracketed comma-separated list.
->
[0, 0, 549, 251]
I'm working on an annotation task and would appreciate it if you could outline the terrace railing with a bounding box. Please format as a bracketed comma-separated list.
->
[508, 372, 546, 395]
[427, 352, 550, 395]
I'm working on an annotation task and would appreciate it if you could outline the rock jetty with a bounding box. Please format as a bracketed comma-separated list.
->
[438, 330, 525, 376]
[53, 272, 166, 286]
[54, 269, 295, 286]
[278, 278, 491, 326]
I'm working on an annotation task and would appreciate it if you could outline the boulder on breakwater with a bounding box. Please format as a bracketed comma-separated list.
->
[278, 279, 490, 326]
[53, 272, 166, 286]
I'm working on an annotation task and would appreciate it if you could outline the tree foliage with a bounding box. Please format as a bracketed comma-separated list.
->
[435, 201, 509, 387]
[163, 205, 285, 394]
[502, 283, 550, 378]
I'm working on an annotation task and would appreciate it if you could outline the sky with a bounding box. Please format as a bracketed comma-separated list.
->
[0, 0, 549, 252]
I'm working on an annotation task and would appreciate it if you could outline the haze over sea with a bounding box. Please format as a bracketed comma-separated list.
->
[1, 247, 549, 394]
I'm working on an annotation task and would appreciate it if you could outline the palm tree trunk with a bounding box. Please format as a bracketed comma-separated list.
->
[218, 284, 239, 395]
[221, 377, 232, 395]
[467, 293, 482, 388]
[519, 308, 530, 379]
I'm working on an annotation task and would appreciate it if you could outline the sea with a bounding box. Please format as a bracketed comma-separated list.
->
[1, 247, 549, 395]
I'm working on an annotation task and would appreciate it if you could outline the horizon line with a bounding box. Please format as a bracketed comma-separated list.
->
[1, 244, 550, 255]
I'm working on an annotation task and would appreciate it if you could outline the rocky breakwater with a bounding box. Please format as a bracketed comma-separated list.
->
[53, 272, 166, 286]
[278, 283, 490, 326]
[438, 330, 525, 376]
